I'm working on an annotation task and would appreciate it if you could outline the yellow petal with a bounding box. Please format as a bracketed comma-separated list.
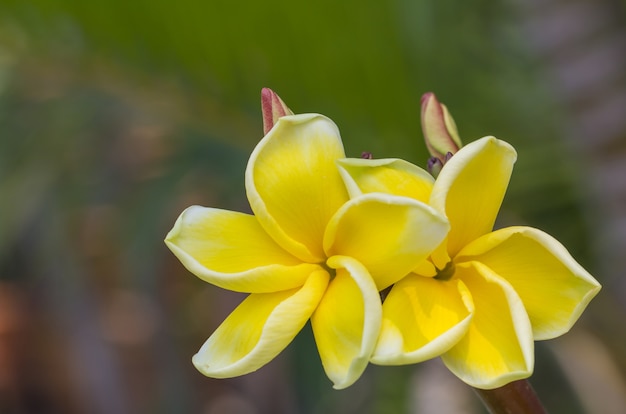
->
[192, 269, 329, 378]
[311, 256, 382, 389]
[413, 259, 437, 277]
[165, 206, 322, 293]
[442, 261, 533, 389]
[323, 193, 450, 290]
[430, 239, 452, 270]
[246, 114, 349, 262]
[371, 275, 473, 365]
[336, 158, 434, 202]
[456, 226, 601, 340]
[430, 136, 517, 257]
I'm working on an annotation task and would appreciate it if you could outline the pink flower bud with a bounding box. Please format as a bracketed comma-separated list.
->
[261, 88, 294, 135]
[420, 92, 462, 164]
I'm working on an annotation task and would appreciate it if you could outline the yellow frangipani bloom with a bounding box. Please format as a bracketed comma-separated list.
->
[338, 136, 601, 389]
[165, 113, 449, 389]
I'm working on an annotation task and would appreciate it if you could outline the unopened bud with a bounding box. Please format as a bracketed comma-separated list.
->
[427, 156, 444, 177]
[421, 92, 462, 164]
[261, 88, 294, 135]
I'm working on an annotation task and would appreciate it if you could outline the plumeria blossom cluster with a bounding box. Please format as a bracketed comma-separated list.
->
[166, 89, 600, 390]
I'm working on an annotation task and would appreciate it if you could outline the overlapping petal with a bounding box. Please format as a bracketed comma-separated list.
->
[323, 193, 450, 290]
[192, 269, 329, 378]
[371, 275, 473, 365]
[430, 137, 517, 257]
[165, 206, 322, 293]
[311, 256, 382, 389]
[456, 226, 601, 340]
[246, 114, 349, 263]
[442, 261, 533, 389]
[336, 158, 434, 202]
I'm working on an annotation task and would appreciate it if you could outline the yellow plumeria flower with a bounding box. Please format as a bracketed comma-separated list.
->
[165, 112, 449, 389]
[338, 136, 601, 389]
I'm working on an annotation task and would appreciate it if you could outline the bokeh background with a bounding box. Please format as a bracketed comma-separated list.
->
[0, 1, 625, 413]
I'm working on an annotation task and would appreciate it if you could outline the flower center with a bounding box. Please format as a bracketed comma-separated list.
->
[320, 261, 337, 279]
[434, 261, 455, 281]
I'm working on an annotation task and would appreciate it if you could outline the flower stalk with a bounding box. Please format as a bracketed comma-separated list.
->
[474, 379, 548, 414]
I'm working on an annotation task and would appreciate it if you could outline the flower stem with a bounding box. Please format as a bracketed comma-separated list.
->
[473, 380, 548, 414]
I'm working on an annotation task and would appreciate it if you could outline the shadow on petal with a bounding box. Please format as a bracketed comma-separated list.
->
[372, 275, 473, 365]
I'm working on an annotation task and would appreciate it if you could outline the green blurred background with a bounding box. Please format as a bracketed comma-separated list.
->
[0, 1, 625, 413]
